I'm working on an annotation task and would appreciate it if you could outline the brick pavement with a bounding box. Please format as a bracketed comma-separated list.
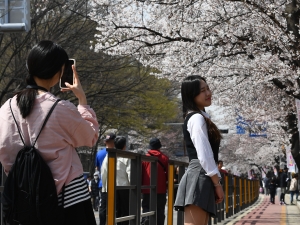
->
[222, 194, 300, 225]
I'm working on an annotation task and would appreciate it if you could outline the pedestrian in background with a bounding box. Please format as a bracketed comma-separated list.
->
[89, 173, 100, 211]
[86, 175, 92, 186]
[115, 136, 131, 225]
[289, 173, 298, 205]
[141, 138, 169, 225]
[101, 136, 130, 225]
[174, 75, 224, 225]
[268, 177, 277, 204]
[218, 160, 228, 175]
[96, 133, 116, 225]
[263, 176, 270, 196]
[276, 171, 282, 205]
[279, 167, 289, 205]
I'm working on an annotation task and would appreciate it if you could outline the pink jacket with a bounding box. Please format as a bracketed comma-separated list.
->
[0, 92, 99, 194]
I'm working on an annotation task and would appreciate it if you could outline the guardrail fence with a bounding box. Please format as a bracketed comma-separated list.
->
[105, 148, 259, 225]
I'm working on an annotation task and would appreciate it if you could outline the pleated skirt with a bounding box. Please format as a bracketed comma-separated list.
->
[174, 159, 216, 217]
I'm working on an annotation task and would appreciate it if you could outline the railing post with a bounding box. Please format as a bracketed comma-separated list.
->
[233, 176, 237, 214]
[149, 160, 157, 225]
[107, 150, 117, 225]
[225, 175, 229, 218]
[251, 182, 256, 203]
[239, 178, 243, 210]
[244, 179, 247, 208]
[230, 175, 233, 217]
[221, 174, 225, 221]
[216, 201, 221, 223]
[167, 162, 174, 225]
[176, 164, 185, 225]
[236, 176, 240, 213]
[248, 180, 250, 206]
[129, 152, 141, 225]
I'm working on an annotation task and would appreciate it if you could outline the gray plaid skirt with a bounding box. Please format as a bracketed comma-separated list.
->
[174, 159, 216, 217]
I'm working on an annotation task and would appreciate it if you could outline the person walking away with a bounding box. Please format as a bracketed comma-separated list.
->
[89, 173, 100, 211]
[141, 138, 169, 225]
[174, 76, 224, 225]
[280, 167, 289, 205]
[268, 177, 277, 204]
[289, 173, 298, 205]
[96, 133, 116, 225]
[276, 171, 282, 204]
[0, 40, 99, 225]
[102, 136, 131, 225]
[263, 176, 270, 195]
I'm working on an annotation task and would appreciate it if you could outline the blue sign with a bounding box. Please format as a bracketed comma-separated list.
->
[236, 125, 246, 134]
[235, 109, 267, 137]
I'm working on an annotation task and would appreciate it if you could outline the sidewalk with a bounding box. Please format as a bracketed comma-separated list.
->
[219, 194, 300, 225]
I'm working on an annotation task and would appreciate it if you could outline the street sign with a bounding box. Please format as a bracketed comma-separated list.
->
[0, 0, 30, 32]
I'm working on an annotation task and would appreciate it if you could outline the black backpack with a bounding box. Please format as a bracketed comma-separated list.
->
[2, 99, 64, 225]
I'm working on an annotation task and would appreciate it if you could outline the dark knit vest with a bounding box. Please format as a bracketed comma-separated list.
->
[183, 112, 219, 163]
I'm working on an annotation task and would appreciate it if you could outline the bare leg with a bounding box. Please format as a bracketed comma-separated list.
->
[184, 204, 209, 225]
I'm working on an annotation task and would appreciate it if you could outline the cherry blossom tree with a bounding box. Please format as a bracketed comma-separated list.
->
[90, 0, 300, 169]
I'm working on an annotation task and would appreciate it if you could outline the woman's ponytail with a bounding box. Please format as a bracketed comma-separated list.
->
[16, 74, 38, 118]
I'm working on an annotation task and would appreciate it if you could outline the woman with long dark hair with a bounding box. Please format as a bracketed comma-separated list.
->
[0, 40, 99, 225]
[174, 75, 224, 225]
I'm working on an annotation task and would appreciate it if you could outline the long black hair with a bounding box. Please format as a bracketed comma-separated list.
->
[17, 40, 68, 118]
[181, 75, 222, 142]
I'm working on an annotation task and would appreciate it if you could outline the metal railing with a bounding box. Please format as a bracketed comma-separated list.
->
[106, 148, 260, 225]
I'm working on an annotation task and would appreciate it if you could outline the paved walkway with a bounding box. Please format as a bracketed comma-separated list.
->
[220, 194, 300, 225]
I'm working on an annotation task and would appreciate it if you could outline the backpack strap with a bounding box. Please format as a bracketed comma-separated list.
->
[9, 98, 61, 147]
[9, 99, 26, 146]
[32, 99, 61, 146]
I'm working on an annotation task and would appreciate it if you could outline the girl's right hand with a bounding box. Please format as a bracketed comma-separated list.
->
[60, 65, 87, 105]
[215, 186, 224, 204]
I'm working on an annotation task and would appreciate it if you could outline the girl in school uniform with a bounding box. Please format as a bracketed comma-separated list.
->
[174, 75, 224, 225]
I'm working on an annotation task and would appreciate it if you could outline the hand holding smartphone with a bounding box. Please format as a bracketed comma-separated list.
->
[60, 59, 87, 105]
[60, 59, 75, 88]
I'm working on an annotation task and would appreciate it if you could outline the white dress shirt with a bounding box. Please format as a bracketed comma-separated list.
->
[187, 111, 221, 178]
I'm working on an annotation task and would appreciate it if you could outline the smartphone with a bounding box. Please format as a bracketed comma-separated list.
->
[60, 59, 75, 88]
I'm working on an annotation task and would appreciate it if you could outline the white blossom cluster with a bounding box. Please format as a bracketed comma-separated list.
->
[90, 0, 297, 79]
